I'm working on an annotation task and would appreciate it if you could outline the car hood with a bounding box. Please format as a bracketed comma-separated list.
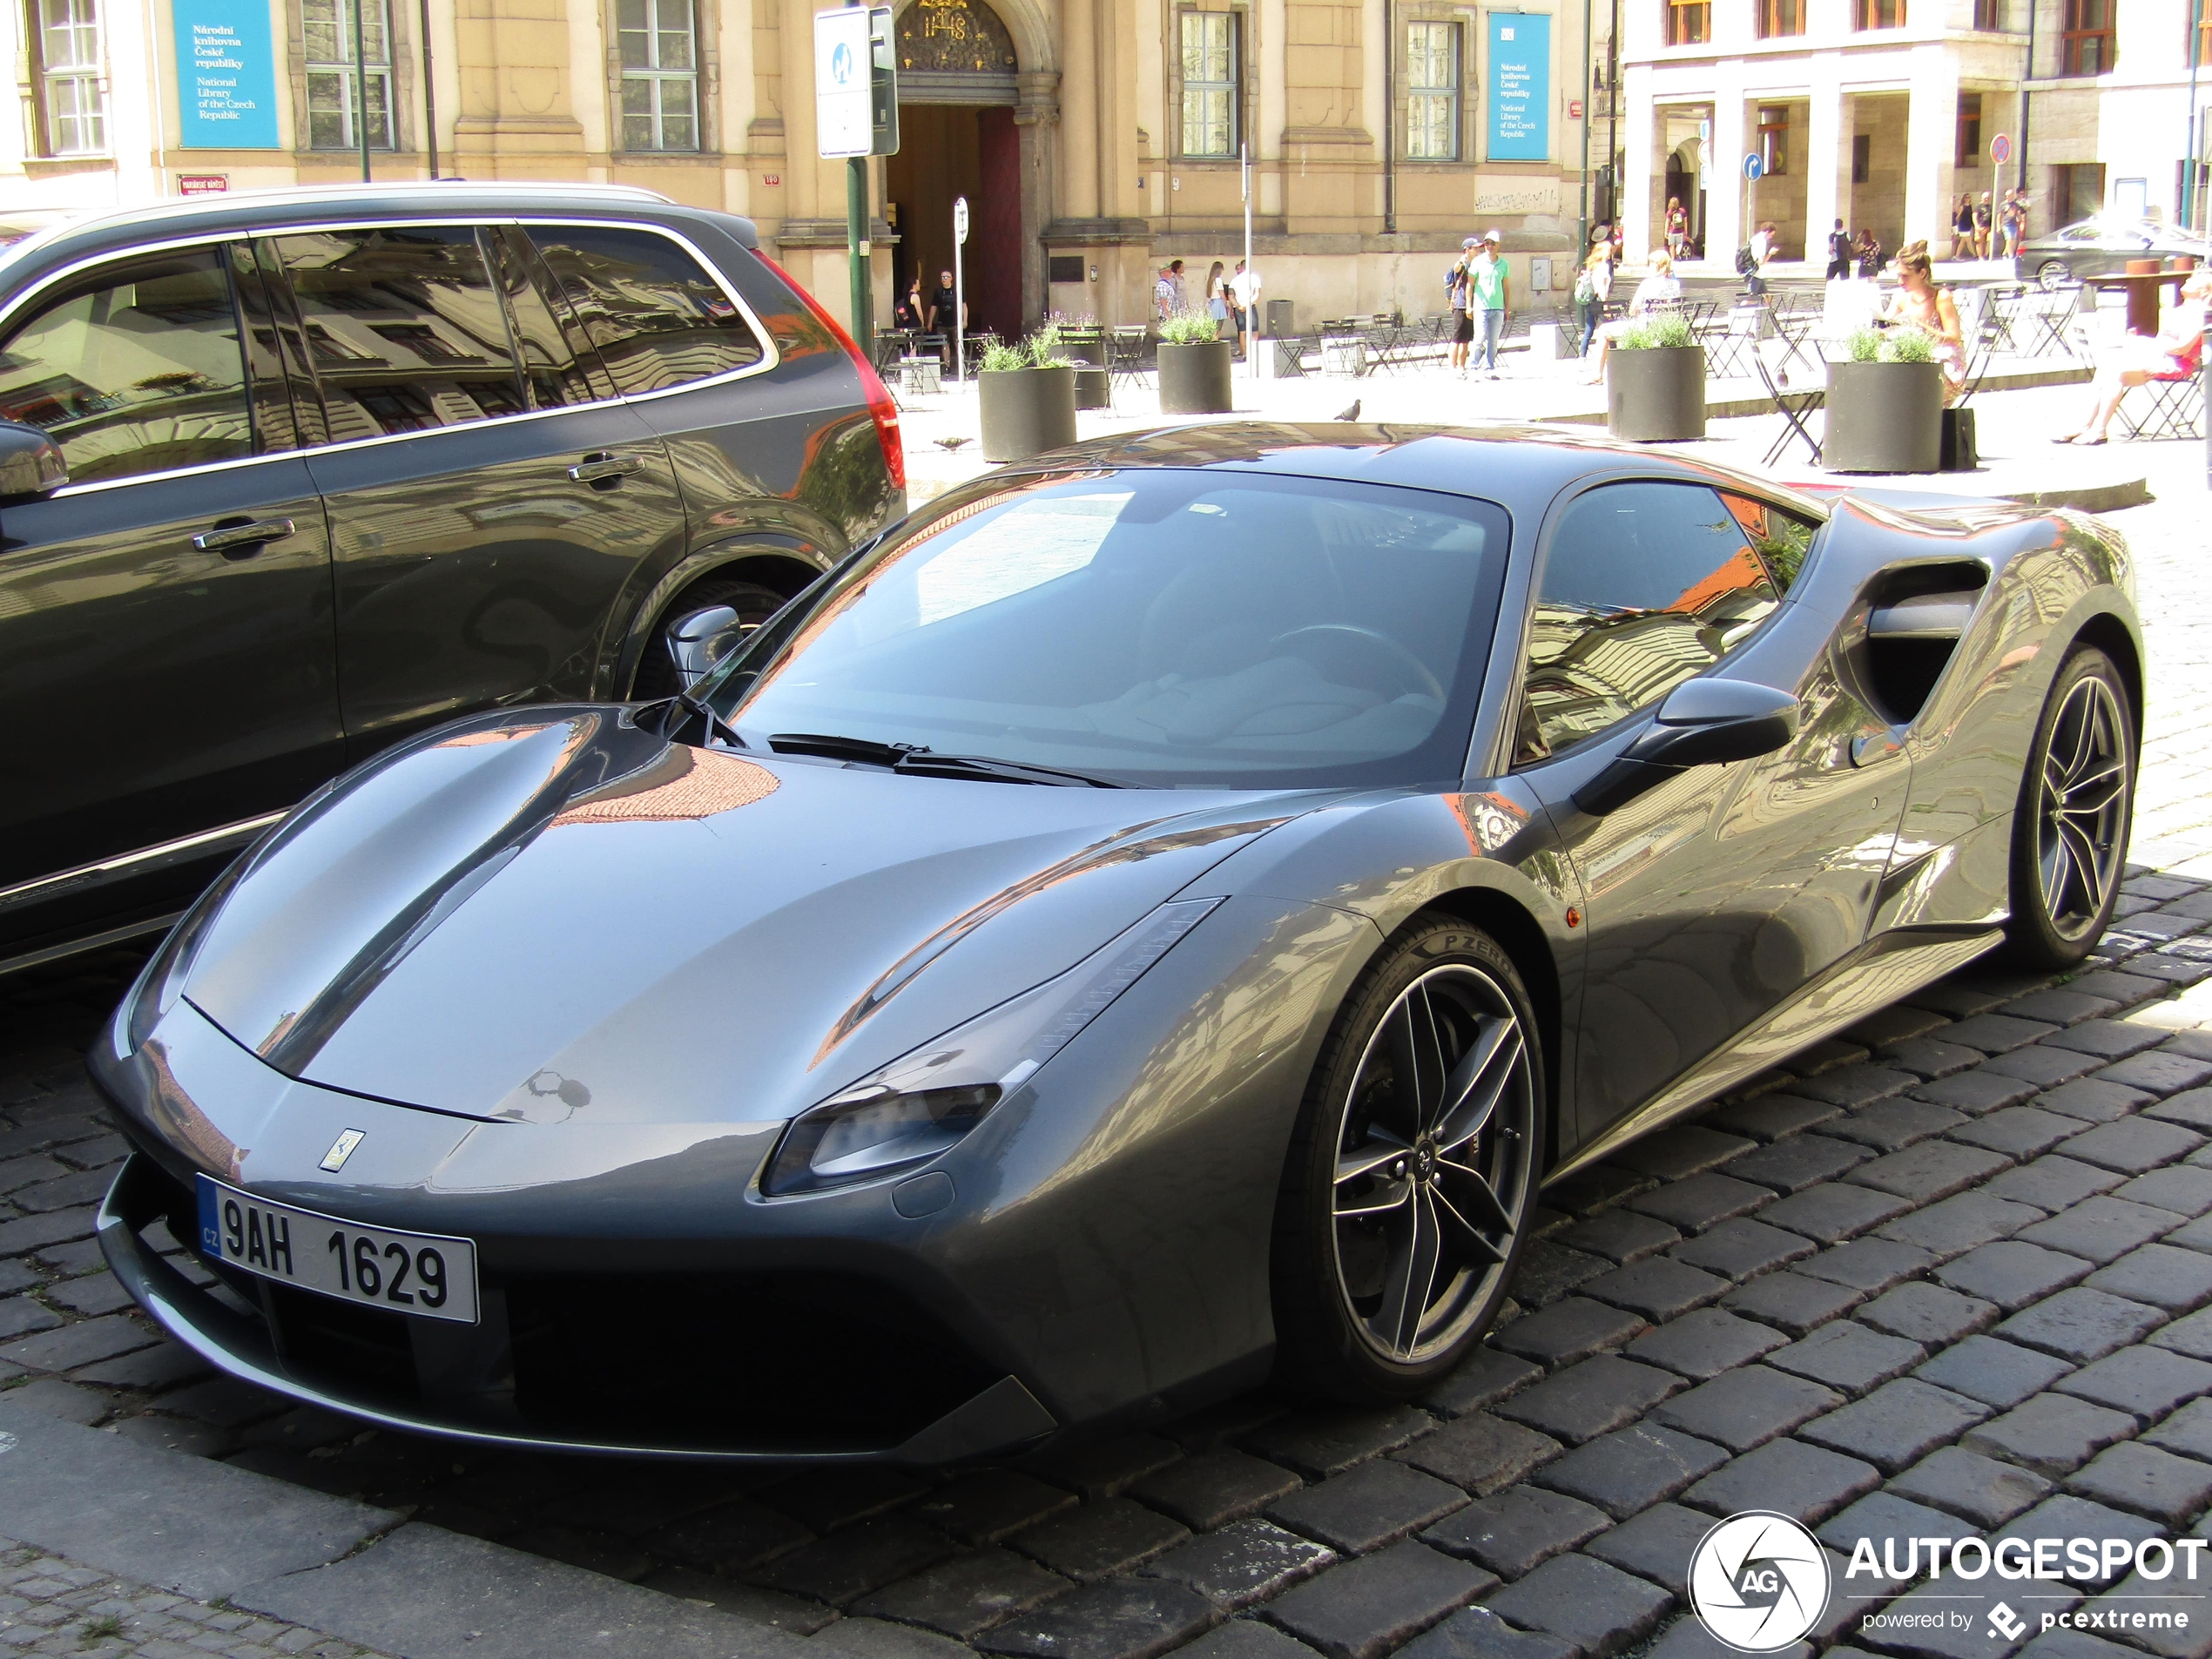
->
[179, 707, 1307, 1125]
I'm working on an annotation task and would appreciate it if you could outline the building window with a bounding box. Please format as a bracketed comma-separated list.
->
[2195, 0, 2209, 64]
[29, 0, 106, 156]
[1973, 0, 2001, 27]
[1179, 10, 1238, 158]
[1757, 0, 1801, 36]
[2059, 0, 2114, 72]
[1405, 20, 1460, 158]
[1851, 132, 1871, 183]
[2054, 161, 2105, 221]
[1955, 91, 1981, 167]
[619, 0, 699, 151]
[303, 0, 394, 149]
[1757, 105, 1788, 176]
[1852, 0, 1903, 27]
[1663, 0, 1709, 44]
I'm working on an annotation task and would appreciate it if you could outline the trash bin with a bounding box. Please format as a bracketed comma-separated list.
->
[1265, 298, 1296, 338]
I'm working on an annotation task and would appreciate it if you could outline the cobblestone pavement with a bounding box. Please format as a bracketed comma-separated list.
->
[0, 1539, 393, 1659]
[3, 475, 2208, 1659]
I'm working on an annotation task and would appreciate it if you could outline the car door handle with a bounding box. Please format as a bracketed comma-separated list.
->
[567, 453, 645, 484]
[192, 517, 295, 556]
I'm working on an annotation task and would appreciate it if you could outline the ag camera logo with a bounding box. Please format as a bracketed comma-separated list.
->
[1690, 1512, 1831, 1652]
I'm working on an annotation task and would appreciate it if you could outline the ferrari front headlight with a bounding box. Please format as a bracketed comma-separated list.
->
[760, 896, 1223, 1197]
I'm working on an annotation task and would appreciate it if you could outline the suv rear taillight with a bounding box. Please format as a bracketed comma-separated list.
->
[753, 250, 905, 495]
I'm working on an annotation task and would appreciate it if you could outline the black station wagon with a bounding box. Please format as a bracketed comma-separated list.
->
[0, 182, 905, 975]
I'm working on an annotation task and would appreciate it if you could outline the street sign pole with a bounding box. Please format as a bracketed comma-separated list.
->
[815, 4, 893, 356]
[953, 196, 968, 384]
[847, 155, 872, 362]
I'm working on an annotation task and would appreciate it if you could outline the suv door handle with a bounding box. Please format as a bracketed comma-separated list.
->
[567, 452, 645, 484]
[192, 517, 295, 556]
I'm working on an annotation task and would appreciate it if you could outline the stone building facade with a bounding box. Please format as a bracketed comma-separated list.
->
[2, 0, 1610, 334]
[1618, 0, 2208, 272]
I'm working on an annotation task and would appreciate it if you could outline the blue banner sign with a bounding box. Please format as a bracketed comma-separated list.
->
[1487, 12, 1550, 162]
[175, 0, 280, 149]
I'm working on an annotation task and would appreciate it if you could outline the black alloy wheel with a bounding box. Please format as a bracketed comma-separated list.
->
[2005, 645, 2134, 968]
[1273, 920, 1540, 1399]
[631, 578, 789, 702]
[2037, 260, 2070, 293]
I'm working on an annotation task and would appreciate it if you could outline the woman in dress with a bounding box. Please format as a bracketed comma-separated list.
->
[1584, 249, 1683, 383]
[1574, 243, 1615, 359]
[1665, 198, 1688, 260]
[1885, 240, 1970, 404]
[2054, 268, 2212, 444]
[1204, 260, 1230, 338]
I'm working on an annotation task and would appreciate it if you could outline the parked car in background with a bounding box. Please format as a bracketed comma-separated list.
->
[2020, 216, 2212, 290]
[0, 182, 904, 977]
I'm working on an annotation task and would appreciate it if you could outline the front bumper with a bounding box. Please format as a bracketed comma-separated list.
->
[99, 1151, 1055, 1462]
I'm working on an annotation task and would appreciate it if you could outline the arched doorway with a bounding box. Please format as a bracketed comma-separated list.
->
[1665, 140, 1707, 257]
[888, 0, 1023, 344]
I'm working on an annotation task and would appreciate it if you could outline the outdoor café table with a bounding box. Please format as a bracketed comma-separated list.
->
[2088, 263, 2196, 338]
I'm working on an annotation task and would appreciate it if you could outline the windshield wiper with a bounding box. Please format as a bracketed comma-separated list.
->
[767, 733, 1130, 788]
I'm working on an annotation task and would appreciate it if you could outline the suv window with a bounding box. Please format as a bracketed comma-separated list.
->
[273, 225, 526, 439]
[1517, 480, 1783, 762]
[487, 226, 610, 409]
[523, 224, 765, 395]
[0, 247, 255, 484]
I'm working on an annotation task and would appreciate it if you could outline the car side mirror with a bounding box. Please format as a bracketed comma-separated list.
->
[1572, 679, 1801, 817]
[666, 604, 745, 690]
[0, 421, 66, 500]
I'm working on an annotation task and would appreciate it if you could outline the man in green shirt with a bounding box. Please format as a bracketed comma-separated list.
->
[1470, 230, 1510, 377]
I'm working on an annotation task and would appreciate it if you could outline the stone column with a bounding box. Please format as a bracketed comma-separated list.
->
[1902, 47, 1957, 253]
[1707, 80, 1746, 268]
[1622, 71, 1656, 261]
[1061, 0, 1099, 219]
[1015, 70, 1062, 326]
[1805, 78, 1849, 271]
[451, 0, 589, 174]
[1096, 0, 1138, 219]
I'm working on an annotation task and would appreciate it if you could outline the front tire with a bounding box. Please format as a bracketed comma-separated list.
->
[2037, 260, 2069, 293]
[2003, 645, 2135, 969]
[1271, 919, 1542, 1402]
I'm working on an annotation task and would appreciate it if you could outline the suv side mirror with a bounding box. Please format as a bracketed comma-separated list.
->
[666, 605, 745, 689]
[0, 421, 66, 499]
[1573, 678, 1801, 817]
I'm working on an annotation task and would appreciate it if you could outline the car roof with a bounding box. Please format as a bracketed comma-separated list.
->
[0, 181, 750, 290]
[985, 421, 1835, 523]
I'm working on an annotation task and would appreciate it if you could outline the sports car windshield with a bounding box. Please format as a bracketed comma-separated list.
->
[710, 469, 1509, 789]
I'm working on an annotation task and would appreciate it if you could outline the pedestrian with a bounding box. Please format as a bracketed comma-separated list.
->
[1584, 248, 1682, 383]
[1825, 218, 1852, 280]
[1469, 229, 1509, 376]
[1952, 196, 1976, 260]
[1205, 260, 1230, 339]
[1665, 198, 1688, 260]
[1153, 264, 1177, 322]
[1447, 239, 1477, 374]
[926, 267, 961, 368]
[1856, 227, 1883, 279]
[1168, 259, 1190, 315]
[1228, 258, 1261, 359]
[1573, 241, 1613, 358]
[894, 277, 924, 333]
[1885, 241, 1969, 404]
[1974, 192, 1994, 260]
[2053, 267, 2211, 443]
[2001, 189, 2027, 260]
[1746, 221, 1775, 297]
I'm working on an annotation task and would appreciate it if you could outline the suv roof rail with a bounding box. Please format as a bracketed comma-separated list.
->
[44, 179, 678, 241]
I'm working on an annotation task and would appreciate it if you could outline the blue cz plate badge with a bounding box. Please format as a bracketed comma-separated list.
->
[195, 1174, 480, 1325]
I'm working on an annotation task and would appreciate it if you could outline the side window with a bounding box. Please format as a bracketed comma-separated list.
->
[273, 225, 525, 440]
[0, 246, 255, 484]
[487, 226, 611, 408]
[1718, 491, 1820, 594]
[523, 224, 764, 395]
[1516, 481, 1782, 763]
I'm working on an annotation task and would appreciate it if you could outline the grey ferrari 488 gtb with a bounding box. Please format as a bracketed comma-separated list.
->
[93, 423, 2141, 1464]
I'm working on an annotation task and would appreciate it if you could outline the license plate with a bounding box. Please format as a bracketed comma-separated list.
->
[195, 1175, 479, 1325]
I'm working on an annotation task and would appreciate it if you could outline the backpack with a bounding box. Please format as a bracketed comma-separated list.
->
[1735, 244, 1758, 277]
[1572, 266, 1595, 305]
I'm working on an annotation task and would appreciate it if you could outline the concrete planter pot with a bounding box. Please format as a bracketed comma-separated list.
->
[1606, 345, 1707, 442]
[979, 367, 1078, 462]
[1073, 367, 1111, 410]
[1824, 360, 1944, 473]
[1157, 341, 1234, 415]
